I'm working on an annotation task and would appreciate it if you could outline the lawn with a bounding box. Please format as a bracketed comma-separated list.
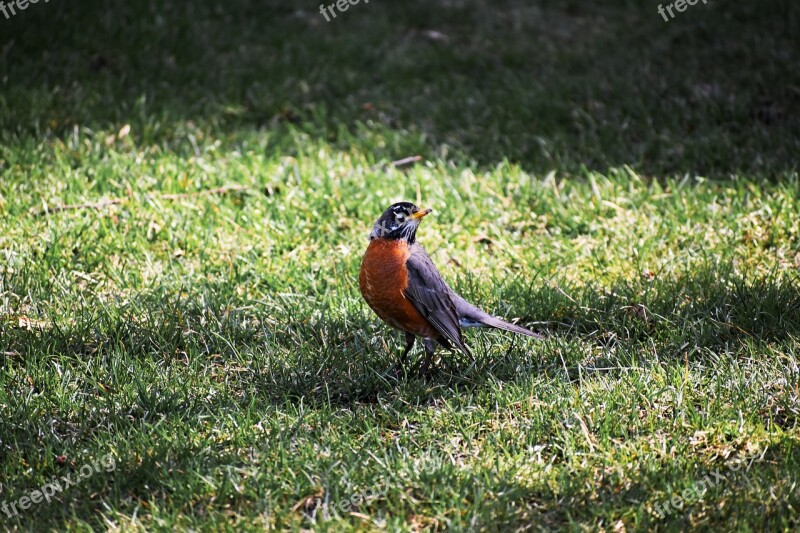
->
[1, 0, 800, 530]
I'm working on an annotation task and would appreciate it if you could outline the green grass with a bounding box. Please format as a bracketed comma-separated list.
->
[1, 0, 800, 530]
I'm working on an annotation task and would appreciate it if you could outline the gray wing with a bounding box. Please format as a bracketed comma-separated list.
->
[404, 247, 472, 357]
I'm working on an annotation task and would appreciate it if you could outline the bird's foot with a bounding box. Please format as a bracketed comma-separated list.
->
[416, 354, 437, 378]
[389, 360, 408, 381]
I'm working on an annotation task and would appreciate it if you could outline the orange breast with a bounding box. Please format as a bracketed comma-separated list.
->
[359, 239, 438, 338]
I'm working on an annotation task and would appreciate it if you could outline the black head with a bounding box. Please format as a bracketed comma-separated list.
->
[369, 202, 432, 243]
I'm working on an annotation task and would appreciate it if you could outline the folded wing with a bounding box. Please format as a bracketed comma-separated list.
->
[404, 249, 472, 357]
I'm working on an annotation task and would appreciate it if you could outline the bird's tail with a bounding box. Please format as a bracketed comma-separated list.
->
[470, 314, 545, 340]
[452, 293, 545, 340]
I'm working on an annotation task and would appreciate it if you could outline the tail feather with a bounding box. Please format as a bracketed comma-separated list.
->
[451, 293, 545, 340]
[473, 314, 545, 340]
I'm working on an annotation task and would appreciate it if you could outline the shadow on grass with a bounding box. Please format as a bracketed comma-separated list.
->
[489, 435, 800, 530]
[5, 263, 799, 408]
[2, 263, 799, 528]
[1, 0, 798, 176]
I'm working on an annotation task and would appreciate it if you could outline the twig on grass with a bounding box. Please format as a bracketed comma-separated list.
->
[371, 155, 423, 170]
[390, 155, 423, 168]
[34, 197, 126, 216]
[159, 184, 250, 200]
[32, 184, 252, 216]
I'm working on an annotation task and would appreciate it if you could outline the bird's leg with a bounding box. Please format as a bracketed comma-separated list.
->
[420, 338, 436, 376]
[396, 332, 416, 373]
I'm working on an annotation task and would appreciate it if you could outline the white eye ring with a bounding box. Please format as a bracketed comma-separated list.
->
[396, 213, 406, 222]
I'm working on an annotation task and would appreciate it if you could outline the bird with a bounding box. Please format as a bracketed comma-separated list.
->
[358, 201, 544, 373]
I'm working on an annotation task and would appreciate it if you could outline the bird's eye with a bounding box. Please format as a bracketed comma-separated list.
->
[396, 214, 405, 223]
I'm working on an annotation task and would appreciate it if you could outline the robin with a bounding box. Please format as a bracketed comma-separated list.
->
[359, 202, 544, 373]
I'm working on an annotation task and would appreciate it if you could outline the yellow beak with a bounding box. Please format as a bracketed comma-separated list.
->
[411, 208, 432, 219]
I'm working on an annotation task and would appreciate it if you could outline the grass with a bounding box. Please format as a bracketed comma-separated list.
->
[1, 0, 800, 530]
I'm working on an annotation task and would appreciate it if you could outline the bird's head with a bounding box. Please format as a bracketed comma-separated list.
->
[369, 202, 432, 243]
